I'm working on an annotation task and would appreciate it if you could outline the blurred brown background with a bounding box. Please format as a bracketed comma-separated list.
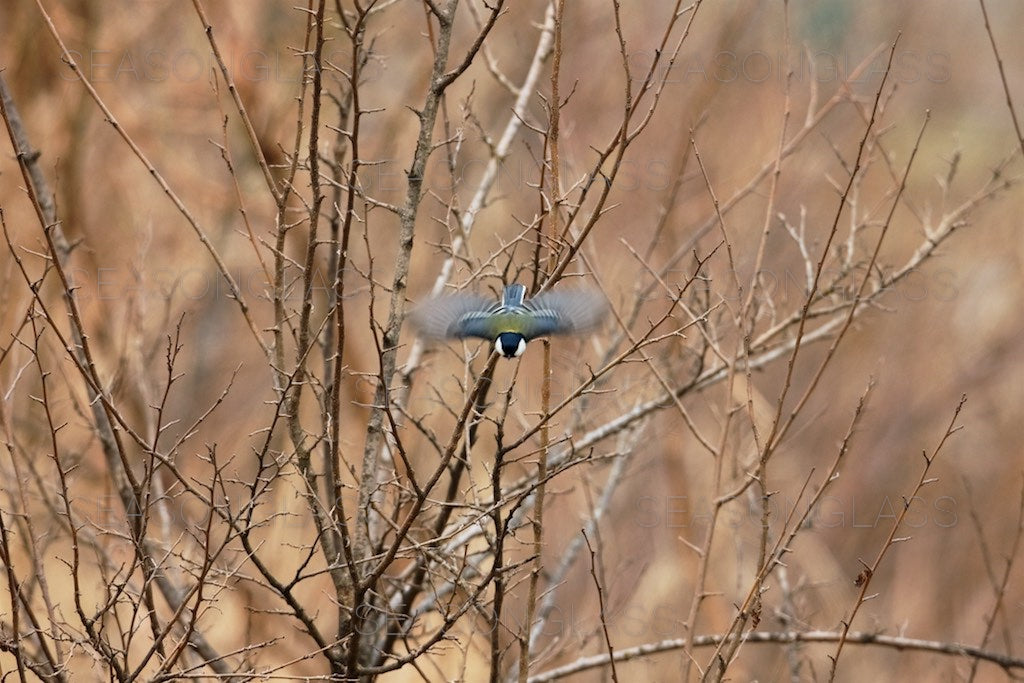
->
[2, 0, 1023, 680]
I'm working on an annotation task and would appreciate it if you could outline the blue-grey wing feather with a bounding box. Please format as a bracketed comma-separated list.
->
[409, 293, 496, 340]
[519, 289, 607, 340]
[452, 309, 501, 339]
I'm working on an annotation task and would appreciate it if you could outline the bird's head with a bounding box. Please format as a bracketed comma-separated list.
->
[495, 332, 527, 358]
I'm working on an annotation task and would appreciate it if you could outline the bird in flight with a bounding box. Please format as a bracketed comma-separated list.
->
[410, 283, 606, 358]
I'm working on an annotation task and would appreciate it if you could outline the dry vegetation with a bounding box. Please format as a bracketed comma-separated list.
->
[2, 0, 1024, 681]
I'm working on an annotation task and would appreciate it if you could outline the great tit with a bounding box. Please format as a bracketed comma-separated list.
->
[411, 283, 606, 358]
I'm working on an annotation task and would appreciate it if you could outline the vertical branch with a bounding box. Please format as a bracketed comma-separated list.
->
[12, 317, 65, 671]
[0, 509, 40, 682]
[738, 7, 793, 565]
[323, 0, 369, 643]
[490, 387, 513, 682]
[275, 3, 359, 637]
[521, 3, 564, 680]
[355, 0, 461, 564]
[271, 0, 317, 396]
[287, 0, 329, 482]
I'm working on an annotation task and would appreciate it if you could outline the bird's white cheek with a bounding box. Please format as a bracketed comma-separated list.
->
[515, 338, 527, 357]
[494, 338, 504, 356]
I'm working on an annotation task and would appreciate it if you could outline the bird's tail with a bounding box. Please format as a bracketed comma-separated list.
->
[501, 283, 527, 308]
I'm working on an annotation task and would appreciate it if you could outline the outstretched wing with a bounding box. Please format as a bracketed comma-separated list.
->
[408, 292, 500, 340]
[517, 288, 607, 341]
[410, 285, 607, 342]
